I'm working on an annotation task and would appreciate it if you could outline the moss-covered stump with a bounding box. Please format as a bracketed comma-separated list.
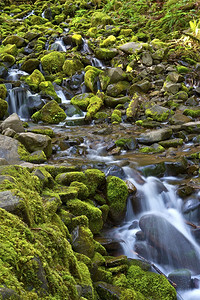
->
[107, 176, 128, 224]
[31, 100, 66, 124]
[41, 52, 65, 74]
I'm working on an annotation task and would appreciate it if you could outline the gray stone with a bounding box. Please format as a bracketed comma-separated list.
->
[168, 269, 191, 290]
[119, 42, 143, 54]
[163, 81, 181, 94]
[169, 112, 191, 125]
[182, 121, 200, 133]
[168, 72, 184, 83]
[0, 158, 8, 165]
[130, 80, 151, 94]
[95, 282, 121, 299]
[16, 132, 52, 157]
[142, 51, 153, 66]
[0, 134, 21, 163]
[0, 190, 21, 212]
[2, 127, 16, 137]
[105, 67, 126, 83]
[138, 128, 172, 144]
[0, 113, 24, 133]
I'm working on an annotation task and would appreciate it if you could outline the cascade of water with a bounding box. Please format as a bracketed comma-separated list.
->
[105, 166, 200, 297]
[91, 57, 105, 69]
[6, 69, 28, 81]
[81, 38, 91, 54]
[56, 90, 70, 104]
[49, 39, 66, 52]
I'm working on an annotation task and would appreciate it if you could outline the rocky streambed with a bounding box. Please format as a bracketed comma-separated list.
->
[0, 0, 200, 299]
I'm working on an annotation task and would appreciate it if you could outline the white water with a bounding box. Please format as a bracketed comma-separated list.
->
[105, 166, 200, 299]
[7, 69, 28, 81]
[49, 39, 66, 52]
[8, 88, 33, 119]
[56, 90, 70, 104]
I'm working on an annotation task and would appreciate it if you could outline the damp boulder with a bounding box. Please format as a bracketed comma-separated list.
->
[0, 135, 21, 163]
[41, 51, 65, 74]
[139, 213, 200, 273]
[0, 99, 8, 119]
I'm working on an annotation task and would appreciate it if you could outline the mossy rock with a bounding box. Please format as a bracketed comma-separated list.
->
[63, 58, 84, 77]
[100, 35, 116, 48]
[39, 81, 61, 103]
[84, 67, 102, 93]
[0, 99, 8, 119]
[21, 58, 40, 73]
[72, 225, 95, 258]
[0, 84, 7, 99]
[183, 108, 200, 118]
[70, 181, 89, 200]
[0, 53, 16, 67]
[139, 144, 165, 154]
[111, 109, 121, 123]
[86, 95, 104, 120]
[107, 81, 130, 97]
[55, 171, 86, 186]
[107, 176, 128, 224]
[95, 48, 117, 61]
[70, 93, 93, 111]
[0, 44, 18, 56]
[41, 51, 65, 74]
[145, 105, 170, 122]
[71, 34, 82, 47]
[126, 265, 177, 300]
[25, 69, 45, 92]
[91, 12, 114, 26]
[66, 199, 103, 234]
[2, 35, 26, 48]
[85, 169, 106, 197]
[31, 100, 66, 124]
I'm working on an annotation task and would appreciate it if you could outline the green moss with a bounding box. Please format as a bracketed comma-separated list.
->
[95, 48, 117, 61]
[126, 265, 177, 300]
[0, 44, 18, 56]
[41, 51, 65, 74]
[176, 65, 190, 74]
[0, 98, 8, 119]
[107, 176, 128, 223]
[91, 12, 114, 26]
[70, 93, 93, 111]
[120, 288, 146, 300]
[85, 169, 106, 197]
[70, 181, 89, 199]
[72, 34, 82, 46]
[0, 165, 45, 226]
[145, 108, 170, 122]
[183, 108, 200, 118]
[0, 84, 7, 99]
[56, 171, 86, 186]
[111, 109, 122, 123]
[25, 69, 45, 92]
[86, 95, 104, 120]
[30, 128, 55, 138]
[139, 145, 165, 153]
[100, 35, 116, 48]
[84, 67, 102, 93]
[66, 199, 103, 234]
[31, 100, 66, 124]
[63, 58, 84, 76]
[39, 81, 61, 103]
[71, 215, 89, 229]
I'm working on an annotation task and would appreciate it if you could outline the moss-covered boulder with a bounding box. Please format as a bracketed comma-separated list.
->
[100, 35, 116, 48]
[0, 99, 8, 119]
[41, 51, 65, 74]
[21, 58, 40, 73]
[86, 95, 104, 120]
[55, 171, 86, 186]
[25, 69, 45, 92]
[71, 225, 95, 258]
[95, 48, 118, 61]
[71, 34, 82, 47]
[2, 35, 26, 48]
[70, 93, 93, 111]
[0, 84, 7, 99]
[84, 66, 102, 93]
[0, 44, 18, 56]
[66, 199, 103, 234]
[85, 169, 106, 197]
[0, 53, 15, 67]
[107, 176, 128, 223]
[145, 105, 171, 122]
[107, 81, 130, 97]
[39, 81, 61, 102]
[91, 12, 114, 26]
[31, 100, 66, 124]
[63, 58, 84, 77]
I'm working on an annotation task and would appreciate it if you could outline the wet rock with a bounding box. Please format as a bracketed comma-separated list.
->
[3, 35, 26, 48]
[0, 63, 8, 78]
[94, 237, 123, 255]
[0, 158, 8, 165]
[21, 58, 40, 73]
[129, 80, 151, 94]
[139, 162, 166, 177]
[95, 281, 121, 299]
[165, 158, 188, 176]
[0, 113, 24, 133]
[139, 213, 200, 273]
[145, 105, 170, 122]
[168, 269, 191, 290]
[163, 81, 181, 94]
[105, 165, 126, 179]
[107, 81, 130, 97]
[142, 51, 153, 66]
[16, 132, 52, 157]
[105, 255, 127, 267]
[138, 128, 172, 144]
[65, 104, 84, 118]
[105, 67, 126, 83]
[169, 112, 191, 125]
[182, 121, 200, 133]
[0, 190, 21, 213]
[104, 95, 130, 108]
[159, 138, 183, 148]
[168, 72, 184, 83]
[0, 99, 8, 119]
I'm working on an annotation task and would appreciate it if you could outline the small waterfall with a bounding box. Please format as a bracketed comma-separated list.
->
[56, 90, 70, 104]
[49, 39, 66, 52]
[91, 57, 105, 69]
[81, 38, 91, 54]
[6, 69, 29, 81]
[105, 166, 200, 297]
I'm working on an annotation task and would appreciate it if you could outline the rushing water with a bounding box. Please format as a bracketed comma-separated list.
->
[104, 165, 200, 299]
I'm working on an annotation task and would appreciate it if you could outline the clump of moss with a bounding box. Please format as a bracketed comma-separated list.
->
[31, 100, 66, 124]
[107, 176, 128, 223]
[25, 69, 45, 92]
[0, 99, 8, 119]
[85, 169, 106, 197]
[183, 108, 200, 118]
[111, 109, 122, 123]
[41, 51, 65, 74]
[86, 95, 104, 120]
[39, 81, 61, 102]
[66, 199, 103, 234]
